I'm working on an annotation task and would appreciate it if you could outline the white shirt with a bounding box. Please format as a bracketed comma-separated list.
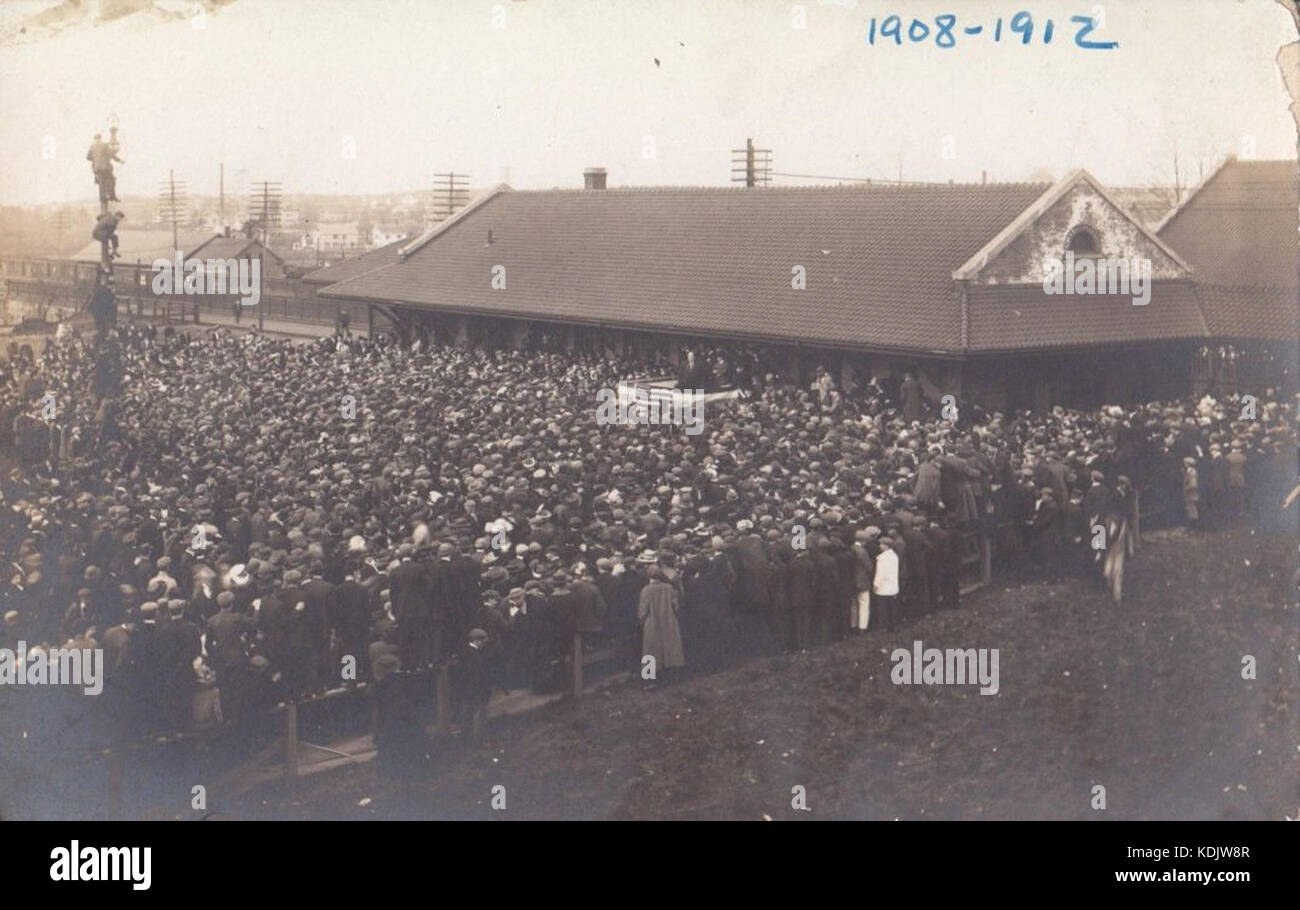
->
[873, 548, 899, 596]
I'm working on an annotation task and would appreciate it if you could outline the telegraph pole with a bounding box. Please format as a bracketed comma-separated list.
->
[432, 171, 470, 222]
[248, 180, 280, 333]
[730, 138, 771, 187]
[249, 180, 282, 245]
[158, 171, 188, 252]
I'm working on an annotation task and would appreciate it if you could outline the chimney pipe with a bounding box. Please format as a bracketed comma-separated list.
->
[583, 167, 607, 190]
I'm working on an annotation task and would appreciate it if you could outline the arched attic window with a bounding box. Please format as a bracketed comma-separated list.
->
[1065, 225, 1100, 256]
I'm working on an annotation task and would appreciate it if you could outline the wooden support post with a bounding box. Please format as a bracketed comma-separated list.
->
[284, 702, 299, 780]
[435, 664, 450, 735]
[571, 632, 584, 699]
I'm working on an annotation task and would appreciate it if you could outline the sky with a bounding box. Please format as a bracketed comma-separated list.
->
[0, 0, 1295, 206]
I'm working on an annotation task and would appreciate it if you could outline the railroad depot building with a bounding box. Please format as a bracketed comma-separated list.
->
[315, 165, 1293, 411]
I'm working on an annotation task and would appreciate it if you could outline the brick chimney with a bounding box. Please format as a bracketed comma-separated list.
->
[583, 167, 607, 190]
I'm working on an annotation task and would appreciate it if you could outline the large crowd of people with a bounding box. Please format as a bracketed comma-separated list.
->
[0, 323, 1296, 747]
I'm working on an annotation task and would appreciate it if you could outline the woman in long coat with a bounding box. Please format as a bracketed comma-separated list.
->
[638, 565, 685, 674]
[939, 452, 981, 526]
[913, 451, 942, 511]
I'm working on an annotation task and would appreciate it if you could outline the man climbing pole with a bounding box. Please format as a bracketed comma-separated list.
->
[86, 132, 123, 204]
[92, 211, 125, 259]
[88, 281, 117, 335]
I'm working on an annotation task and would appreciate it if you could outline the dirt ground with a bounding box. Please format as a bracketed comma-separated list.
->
[213, 522, 1297, 821]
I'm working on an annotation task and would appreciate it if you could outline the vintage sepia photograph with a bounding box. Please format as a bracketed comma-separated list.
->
[0, 0, 1297, 861]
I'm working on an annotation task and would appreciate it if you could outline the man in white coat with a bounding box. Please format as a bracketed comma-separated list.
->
[872, 536, 900, 632]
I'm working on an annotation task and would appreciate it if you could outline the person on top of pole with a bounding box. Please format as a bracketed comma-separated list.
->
[86, 133, 124, 205]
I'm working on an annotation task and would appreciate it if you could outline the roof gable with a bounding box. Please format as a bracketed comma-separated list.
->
[954, 170, 1190, 284]
[186, 236, 286, 277]
[189, 236, 284, 263]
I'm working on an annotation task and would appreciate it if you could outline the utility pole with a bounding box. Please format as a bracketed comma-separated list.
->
[249, 180, 282, 245]
[248, 180, 281, 334]
[219, 162, 225, 232]
[730, 138, 771, 187]
[158, 170, 188, 252]
[432, 172, 470, 222]
[88, 115, 123, 339]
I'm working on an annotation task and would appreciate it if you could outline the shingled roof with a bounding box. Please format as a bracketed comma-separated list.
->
[1193, 284, 1299, 344]
[320, 182, 1049, 354]
[1159, 159, 1298, 288]
[966, 281, 1207, 353]
[1158, 159, 1298, 342]
[301, 237, 409, 286]
[188, 235, 284, 264]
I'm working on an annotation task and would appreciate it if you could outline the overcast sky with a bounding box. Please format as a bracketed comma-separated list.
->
[0, 0, 1295, 206]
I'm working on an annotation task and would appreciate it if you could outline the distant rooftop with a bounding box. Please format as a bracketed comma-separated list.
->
[68, 229, 216, 264]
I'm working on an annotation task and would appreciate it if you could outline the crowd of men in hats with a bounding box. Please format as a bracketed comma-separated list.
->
[0, 322, 1296, 749]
